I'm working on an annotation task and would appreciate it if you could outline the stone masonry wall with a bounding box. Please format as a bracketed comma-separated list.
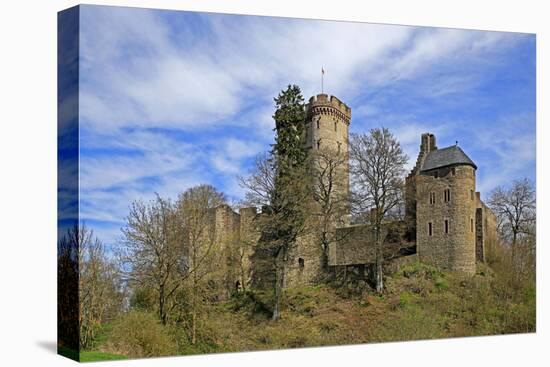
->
[306, 94, 351, 200]
[284, 231, 325, 288]
[416, 165, 477, 275]
[475, 194, 498, 263]
[238, 207, 259, 290]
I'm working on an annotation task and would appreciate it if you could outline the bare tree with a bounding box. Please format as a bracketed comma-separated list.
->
[119, 194, 186, 326]
[309, 147, 350, 269]
[78, 225, 123, 349]
[349, 128, 408, 293]
[239, 152, 276, 208]
[488, 178, 536, 259]
[120, 186, 226, 344]
[176, 184, 226, 344]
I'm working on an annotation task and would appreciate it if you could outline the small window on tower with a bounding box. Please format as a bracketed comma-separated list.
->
[317, 139, 321, 150]
[334, 120, 337, 132]
[471, 218, 474, 233]
[445, 220, 449, 234]
[451, 167, 456, 176]
[337, 141, 341, 154]
[428, 222, 433, 236]
[298, 258, 305, 269]
[444, 189, 451, 202]
[316, 119, 320, 129]
[429, 192, 436, 205]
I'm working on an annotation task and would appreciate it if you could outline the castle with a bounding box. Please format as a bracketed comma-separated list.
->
[207, 94, 498, 293]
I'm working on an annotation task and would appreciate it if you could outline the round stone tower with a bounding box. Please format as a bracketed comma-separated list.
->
[283, 94, 352, 288]
[414, 136, 478, 275]
[305, 94, 352, 198]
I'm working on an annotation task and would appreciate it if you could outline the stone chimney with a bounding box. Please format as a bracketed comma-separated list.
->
[420, 133, 437, 154]
[414, 133, 437, 173]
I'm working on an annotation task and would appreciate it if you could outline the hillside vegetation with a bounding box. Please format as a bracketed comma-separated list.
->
[84, 259, 534, 361]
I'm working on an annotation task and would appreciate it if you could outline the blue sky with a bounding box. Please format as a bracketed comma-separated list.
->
[76, 5, 536, 246]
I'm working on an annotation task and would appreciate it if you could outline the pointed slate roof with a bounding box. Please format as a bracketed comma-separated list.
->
[421, 145, 477, 172]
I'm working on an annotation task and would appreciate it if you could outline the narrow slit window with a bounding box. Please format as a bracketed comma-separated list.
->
[444, 189, 451, 202]
[317, 139, 321, 150]
[445, 220, 449, 234]
[334, 120, 337, 132]
[428, 222, 433, 236]
[470, 218, 474, 233]
[316, 119, 320, 129]
[337, 141, 341, 154]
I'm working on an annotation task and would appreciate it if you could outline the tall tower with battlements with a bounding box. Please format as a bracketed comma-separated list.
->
[305, 94, 352, 200]
[283, 94, 352, 287]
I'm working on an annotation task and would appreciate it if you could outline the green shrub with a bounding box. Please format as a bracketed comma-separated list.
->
[434, 277, 449, 291]
[108, 311, 176, 358]
[398, 292, 415, 309]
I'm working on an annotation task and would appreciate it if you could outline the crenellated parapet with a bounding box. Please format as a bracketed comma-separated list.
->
[307, 94, 352, 125]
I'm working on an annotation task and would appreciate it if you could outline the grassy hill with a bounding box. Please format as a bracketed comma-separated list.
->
[82, 261, 534, 361]
[204, 262, 534, 351]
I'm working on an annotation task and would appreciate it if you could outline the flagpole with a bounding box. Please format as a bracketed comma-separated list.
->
[321, 67, 324, 94]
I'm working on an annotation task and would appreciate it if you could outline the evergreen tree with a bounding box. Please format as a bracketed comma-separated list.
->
[263, 84, 310, 320]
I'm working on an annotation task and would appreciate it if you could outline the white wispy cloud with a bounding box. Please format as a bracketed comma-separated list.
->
[81, 6, 512, 132]
[474, 113, 536, 195]
[75, 5, 533, 244]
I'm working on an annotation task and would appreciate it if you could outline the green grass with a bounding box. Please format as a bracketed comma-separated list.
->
[79, 351, 128, 362]
[57, 347, 127, 362]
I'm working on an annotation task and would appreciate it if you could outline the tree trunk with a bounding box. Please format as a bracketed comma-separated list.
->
[272, 249, 284, 321]
[375, 256, 384, 293]
[321, 233, 329, 271]
[191, 246, 197, 344]
[374, 225, 384, 293]
[159, 286, 166, 325]
[511, 231, 518, 263]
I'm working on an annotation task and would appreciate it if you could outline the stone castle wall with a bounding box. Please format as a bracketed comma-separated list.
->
[415, 165, 477, 275]
[204, 96, 501, 293]
[475, 194, 498, 263]
[284, 232, 325, 288]
[238, 207, 260, 290]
